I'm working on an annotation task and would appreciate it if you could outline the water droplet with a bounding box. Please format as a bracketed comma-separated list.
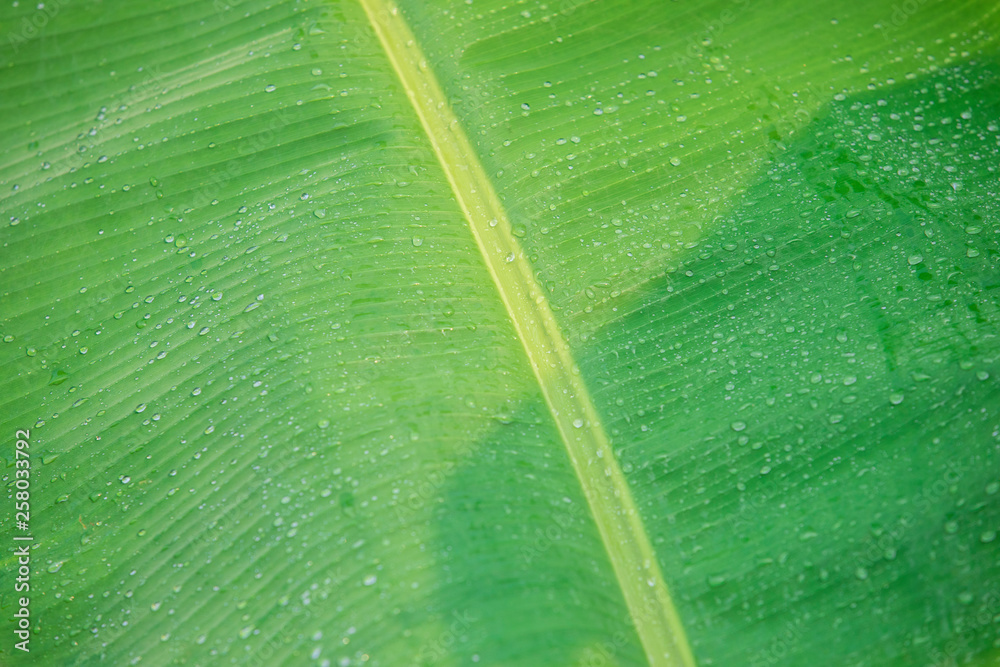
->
[264, 84, 276, 93]
[730, 421, 746, 432]
[411, 236, 423, 247]
[363, 575, 377, 586]
[669, 157, 681, 167]
[889, 393, 905, 405]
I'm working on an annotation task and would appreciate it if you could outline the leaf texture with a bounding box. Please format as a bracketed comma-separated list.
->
[1, 1, 999, 666]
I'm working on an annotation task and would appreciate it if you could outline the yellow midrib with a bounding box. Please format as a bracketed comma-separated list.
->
[357, 2, 695, 665]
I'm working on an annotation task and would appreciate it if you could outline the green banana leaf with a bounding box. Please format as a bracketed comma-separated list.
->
[2, 0, 999, 665]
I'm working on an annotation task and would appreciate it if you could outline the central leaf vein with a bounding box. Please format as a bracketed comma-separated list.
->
[357, 2, 696, 664]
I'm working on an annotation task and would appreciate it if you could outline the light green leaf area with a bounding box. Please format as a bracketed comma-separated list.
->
[0, 1, 998, 666]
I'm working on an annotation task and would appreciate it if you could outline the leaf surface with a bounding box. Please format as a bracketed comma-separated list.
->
[1, 1, 999, 665]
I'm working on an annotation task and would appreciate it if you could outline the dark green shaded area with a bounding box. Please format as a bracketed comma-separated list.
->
[582, 60, 1000, 666]
[433, 401, 647, 667]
